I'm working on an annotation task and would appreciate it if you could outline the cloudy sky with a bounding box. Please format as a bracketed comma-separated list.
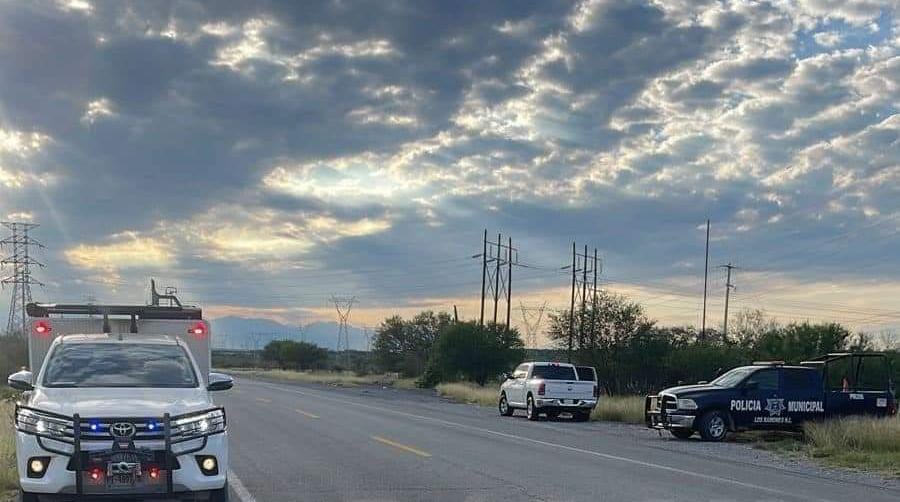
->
[0, 0, 898, 341]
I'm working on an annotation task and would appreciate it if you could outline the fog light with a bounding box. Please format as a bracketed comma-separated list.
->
[196, 455, 218, 475]
[27, 457, 49, 478]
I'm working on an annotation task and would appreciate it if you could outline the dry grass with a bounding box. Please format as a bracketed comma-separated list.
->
[436, 382, 498, 407]
[1, 399, 17, 501]
[802, 416, 900, 476]
[591, 395, 646, 424]
[229, 369, 418, 388]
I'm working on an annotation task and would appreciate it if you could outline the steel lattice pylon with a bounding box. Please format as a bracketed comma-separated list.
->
[331, 295, 356, 353]
[1, 221, 44, 336]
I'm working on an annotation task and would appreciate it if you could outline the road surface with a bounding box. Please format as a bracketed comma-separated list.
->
[221, 377, 899, 502]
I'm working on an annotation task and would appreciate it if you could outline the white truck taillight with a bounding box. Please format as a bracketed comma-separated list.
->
[538, 382, 546, 396]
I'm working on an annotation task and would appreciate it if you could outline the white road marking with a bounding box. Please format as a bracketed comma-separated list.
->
[228, 469, 258, 502]
[242, 379, 839, 502]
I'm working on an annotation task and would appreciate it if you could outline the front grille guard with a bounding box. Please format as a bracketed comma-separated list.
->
[14, 404, 225, 495]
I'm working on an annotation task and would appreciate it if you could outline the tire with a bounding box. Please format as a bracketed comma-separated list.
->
[209, 485, 229, 502]
[18, 491, 40, 502]
[670, 428, 694, 440]
[697, 411, 728, 442]
[526, 395, 539, 421]
[498, 393, 514, 417]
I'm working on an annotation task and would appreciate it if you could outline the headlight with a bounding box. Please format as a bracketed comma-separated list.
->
[676, 398, 698, 411]
[172, 409, 226, 440]
[16, 407, 72, 439]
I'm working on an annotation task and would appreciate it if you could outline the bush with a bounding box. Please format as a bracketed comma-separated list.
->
[436, 383, 498, 407]
[591, 395, 646, 424]
[0, 337, 27, 378]
[424, 322, 524, 386]
[261, 340, 328, 370]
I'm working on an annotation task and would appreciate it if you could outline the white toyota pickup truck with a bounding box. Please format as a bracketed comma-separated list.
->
[498, 362, 598, 421]
[7, 295, 232, 502]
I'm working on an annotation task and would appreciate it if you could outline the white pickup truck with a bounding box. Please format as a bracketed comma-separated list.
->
[499, 362, 598, 421]
[7, 292, 232, 502]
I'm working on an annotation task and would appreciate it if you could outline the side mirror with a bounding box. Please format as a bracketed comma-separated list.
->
[207, 372, 233, 392]
[501, 373, 511, 381]
[8, 370, 34, 392]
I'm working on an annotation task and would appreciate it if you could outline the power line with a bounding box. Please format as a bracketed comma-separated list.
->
[331, 295, 356, 357]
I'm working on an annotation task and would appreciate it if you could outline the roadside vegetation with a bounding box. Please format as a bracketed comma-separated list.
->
[591, 395, 645, 424]
[1, 399, 17, 501]
[436, 383, 497, 407]
[752, 416, 900, 477]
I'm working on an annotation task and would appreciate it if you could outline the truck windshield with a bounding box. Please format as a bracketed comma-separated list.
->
[42, 343, 198, 388]
[710, 367, 756, 387]
[532, 365, 577, 380]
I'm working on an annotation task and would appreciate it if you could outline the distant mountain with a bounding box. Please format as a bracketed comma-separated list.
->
[209, 316, 367, 351]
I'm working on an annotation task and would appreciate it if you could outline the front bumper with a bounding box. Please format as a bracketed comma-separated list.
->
[645, 395, 695, 430]
[15, 406, 227, 497]
[534, 398, 597, 410]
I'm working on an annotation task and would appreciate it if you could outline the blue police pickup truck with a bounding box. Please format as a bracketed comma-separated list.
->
[645, 353, 896, 441]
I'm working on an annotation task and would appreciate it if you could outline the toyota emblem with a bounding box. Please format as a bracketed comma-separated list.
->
[110, 422, 136, 440]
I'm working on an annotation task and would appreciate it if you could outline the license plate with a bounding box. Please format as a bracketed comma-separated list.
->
[109, 473, 136, 487]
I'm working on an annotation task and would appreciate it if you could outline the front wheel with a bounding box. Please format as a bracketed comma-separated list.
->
[499, 394, 514, 416]
[670, 428, 694, 440]
[19, 491, 40, 502]
[526, 396, 539, 421]
[698, 411, 728, 442]
[209, 486, 229, 502]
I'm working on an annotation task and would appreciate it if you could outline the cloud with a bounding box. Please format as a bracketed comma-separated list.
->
[64, 232, 174, 271]
[0, 0, 897, 333]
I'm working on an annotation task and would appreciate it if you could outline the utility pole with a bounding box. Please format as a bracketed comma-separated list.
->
[590, 248, 599, 347]
[719, 263, 738, 338]
[565, 242, 598, 363]
[477, 230, 517, 328]
[701, 219, 710, 341]
[568, 241, 576, 362]
[453, 305, 459, 323]
[1, 221, 44, 336]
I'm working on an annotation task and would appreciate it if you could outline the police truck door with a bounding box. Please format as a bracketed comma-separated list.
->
[735, 368, 781, 427]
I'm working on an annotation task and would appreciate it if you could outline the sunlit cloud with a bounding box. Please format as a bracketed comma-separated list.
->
[64, 232, 175, 272]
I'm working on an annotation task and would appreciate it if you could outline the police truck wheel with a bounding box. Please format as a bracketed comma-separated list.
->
[526, 396, 539, 421]
[209, 486, 229, 502]
[698, 411, 728, 441]
[499, 394, 514, 416]
[670, 428, 694, 440]
[18, 490, 39, 502]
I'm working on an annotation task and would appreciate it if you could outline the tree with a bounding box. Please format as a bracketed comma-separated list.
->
[261, 340, 328, 370]
[424, 322, 524, 386]
[372, 311, 452, 376]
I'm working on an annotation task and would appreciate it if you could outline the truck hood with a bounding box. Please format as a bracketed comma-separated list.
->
[29, 387, 212, 418]
[660, 384, 723, 396]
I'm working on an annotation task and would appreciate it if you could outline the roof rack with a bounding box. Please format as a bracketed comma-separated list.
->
[753, 361, 785, 366]
[26, 303, 201, 320]
[800, 352, 887, 366]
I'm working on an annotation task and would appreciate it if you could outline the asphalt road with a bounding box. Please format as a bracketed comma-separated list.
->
[220, 377, 900, 502]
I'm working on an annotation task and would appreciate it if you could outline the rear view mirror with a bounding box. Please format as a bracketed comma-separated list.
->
[207, 372, 233, 391]
[7, 370, 34, 392]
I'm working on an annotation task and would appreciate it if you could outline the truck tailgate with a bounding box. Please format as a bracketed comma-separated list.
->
[543, 381, 594, 400]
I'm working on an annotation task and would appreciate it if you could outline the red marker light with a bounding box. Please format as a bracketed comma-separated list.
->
[188, 323, 206, 336]
[89, 467, 103, 481]
[149, 467, 160, 479]
[33, 321, 51, 335]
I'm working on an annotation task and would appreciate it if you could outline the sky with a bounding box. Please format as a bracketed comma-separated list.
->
[0, 0, 898, 344]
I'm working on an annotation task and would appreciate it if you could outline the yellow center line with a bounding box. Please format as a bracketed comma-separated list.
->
[256, 397, 272, 404]
[371, 436, 432, 458]
[295, 409, 319, 419]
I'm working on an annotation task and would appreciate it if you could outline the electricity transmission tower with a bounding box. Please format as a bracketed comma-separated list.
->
[331, 295, 356, 353]
[566, 243, 600, 362]
[478, 230, 517, 330]
[519, 301, 548, 348]
[1, 222, 44, 336]
[719, 263, 739, 337]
